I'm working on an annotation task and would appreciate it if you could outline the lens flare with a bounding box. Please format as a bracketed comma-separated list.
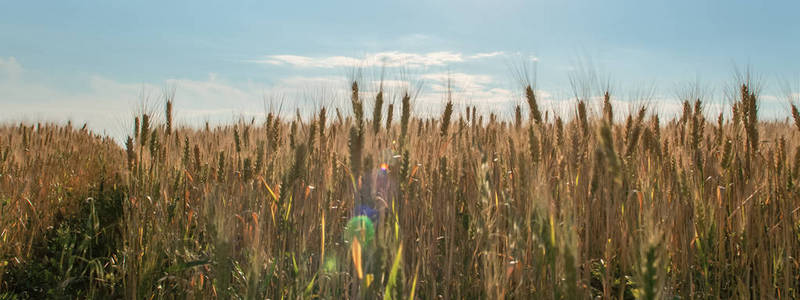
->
[356, 204, 378, 223]
[344, 215, 375, 249]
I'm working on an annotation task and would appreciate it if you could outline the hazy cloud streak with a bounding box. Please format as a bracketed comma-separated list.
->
[253, 51, 504, 68]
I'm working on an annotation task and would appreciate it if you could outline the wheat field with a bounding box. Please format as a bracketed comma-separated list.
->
[2, 78, 800, 299]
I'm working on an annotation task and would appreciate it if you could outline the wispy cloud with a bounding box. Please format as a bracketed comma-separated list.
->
[420, 72, 494, 92]
[468, 51, 505, 59]
[253, 51, 504, 68]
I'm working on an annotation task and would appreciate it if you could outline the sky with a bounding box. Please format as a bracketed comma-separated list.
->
[1, 0, 799, 138]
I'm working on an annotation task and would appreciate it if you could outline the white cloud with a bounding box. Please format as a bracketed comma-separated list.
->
[254, 50, 504, 69]
[259, 55, 362, 68]
[421, 72, 494, 92]
[468, 51, 505, 59]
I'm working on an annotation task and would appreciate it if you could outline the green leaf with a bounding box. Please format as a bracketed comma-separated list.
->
[384, 243, 403, 300]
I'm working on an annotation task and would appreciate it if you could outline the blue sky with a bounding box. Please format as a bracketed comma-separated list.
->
[1, 0, 799, 137]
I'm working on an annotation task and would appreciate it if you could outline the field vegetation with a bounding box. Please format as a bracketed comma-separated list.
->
[2, 72, 800, 299]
